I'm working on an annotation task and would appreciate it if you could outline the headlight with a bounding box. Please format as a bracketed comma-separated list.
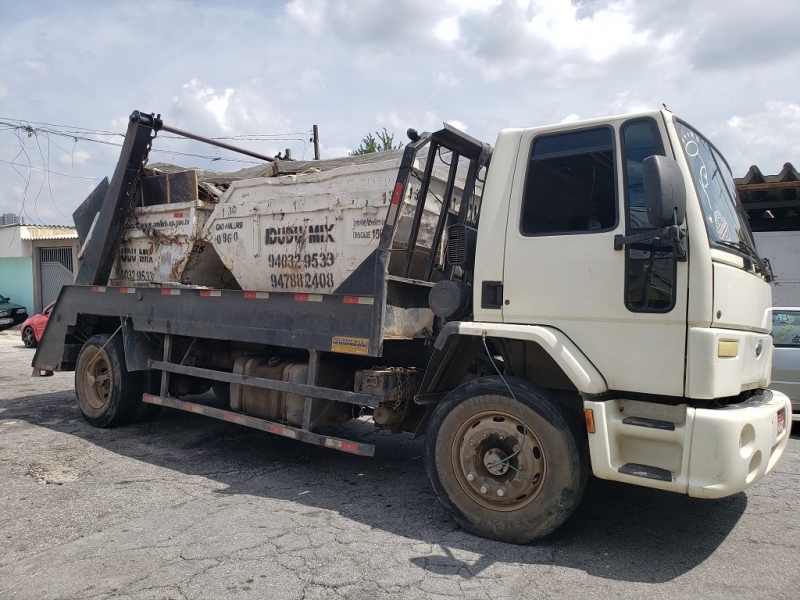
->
[0, 310, 10, 317]
[16, 308, 27, 314]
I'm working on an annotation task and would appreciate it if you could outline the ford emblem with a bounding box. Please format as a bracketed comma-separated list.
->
[755, 341, 763, 358]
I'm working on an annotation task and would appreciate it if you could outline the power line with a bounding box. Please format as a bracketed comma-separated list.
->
[0, 158, 101, 180]
[0, 116, 315, 224]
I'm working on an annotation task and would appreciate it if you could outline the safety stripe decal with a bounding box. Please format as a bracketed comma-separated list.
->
[342, 296, 374, 305]
[294, 294, 323, 302]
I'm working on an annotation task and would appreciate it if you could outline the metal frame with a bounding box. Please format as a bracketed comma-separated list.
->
[75, 111, 160, 286]
[147, 358, 380, 408]
[142, 394, 375, 456]
[394, 123, 491, 282]
[33, 285, 377, 371]
[34, 115, 495, 456]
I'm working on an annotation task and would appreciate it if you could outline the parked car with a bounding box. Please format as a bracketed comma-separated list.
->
[20, 301, 55, 348]
[0, 294, 28, 331]
[771, 307, 800, 416]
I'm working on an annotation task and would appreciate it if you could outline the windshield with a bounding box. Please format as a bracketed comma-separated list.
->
[674, 120, 756, 253]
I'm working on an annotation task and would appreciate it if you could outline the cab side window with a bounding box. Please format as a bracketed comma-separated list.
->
[521, 127, 616, 235]
[622, 119, 675, 312]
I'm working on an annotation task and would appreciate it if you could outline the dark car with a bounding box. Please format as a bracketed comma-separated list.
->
[0, 294, 28, 331]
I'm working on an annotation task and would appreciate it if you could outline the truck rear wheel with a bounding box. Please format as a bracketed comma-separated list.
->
[75, 334, 142, 428]
[424, 377, 587, 543]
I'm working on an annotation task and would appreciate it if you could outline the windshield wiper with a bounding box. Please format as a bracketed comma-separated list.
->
[715, 239, 773, 280]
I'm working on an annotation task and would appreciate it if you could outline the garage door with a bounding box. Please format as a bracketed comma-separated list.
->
[40, 247, 75, 307]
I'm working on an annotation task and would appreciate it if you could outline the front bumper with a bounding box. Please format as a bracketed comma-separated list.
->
[0, 312, 28, 329]
[585, 389, 792, 498]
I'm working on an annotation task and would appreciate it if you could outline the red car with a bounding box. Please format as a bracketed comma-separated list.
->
[20, 301, 55, 348]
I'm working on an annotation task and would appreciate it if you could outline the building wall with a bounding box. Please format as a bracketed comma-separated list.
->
[0, 256, 34, 313]
[753, 231, 800, 307]
[0, 226, 32, 257]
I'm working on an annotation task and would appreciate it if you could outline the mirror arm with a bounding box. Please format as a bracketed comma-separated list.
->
[614, 209, 687, 261]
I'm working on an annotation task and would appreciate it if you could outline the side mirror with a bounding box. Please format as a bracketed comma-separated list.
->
[615, 155, 688, 261]
[643, 155, 686, 228]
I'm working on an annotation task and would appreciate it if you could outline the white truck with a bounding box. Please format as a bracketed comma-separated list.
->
[33, 109, 791, 543]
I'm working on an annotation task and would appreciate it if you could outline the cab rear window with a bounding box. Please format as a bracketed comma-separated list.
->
[772, 310, 800, 347]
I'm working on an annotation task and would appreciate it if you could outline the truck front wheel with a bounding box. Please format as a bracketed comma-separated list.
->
[424, 377, 587, 543]
[75, 334, 142, 427]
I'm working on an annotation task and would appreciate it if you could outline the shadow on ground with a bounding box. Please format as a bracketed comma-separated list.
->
[3, 389, 753, 583]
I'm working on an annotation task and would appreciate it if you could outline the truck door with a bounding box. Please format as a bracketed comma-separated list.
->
[501, 118, 689, 397]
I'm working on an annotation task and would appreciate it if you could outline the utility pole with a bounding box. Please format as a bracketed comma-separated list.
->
[313, 124, 320, 160]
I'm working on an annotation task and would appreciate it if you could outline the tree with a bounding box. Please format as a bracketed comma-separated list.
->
[350, 127, 403, 155]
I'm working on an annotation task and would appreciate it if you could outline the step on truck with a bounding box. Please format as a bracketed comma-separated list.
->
[33, 109, 792, 543]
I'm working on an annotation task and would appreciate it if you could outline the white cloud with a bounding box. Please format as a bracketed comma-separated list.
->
[283, 0, 327, 34]
[377, 110, 439, 136]
[0, 0, 798, 225]
[23, 60, 48, 76]
[168, 79, 292, 136]
[319, 144, 352, 159]
[445, 119, 468, 132]
[432, 72, 460, 88]
[445, 0, 502, 12]
[714, 101, 800, 175]
[525, 0, 648, 60]
[603, 91, 653, 117]
[435, 18, 460, 42]
[354, 52, 392, 70]
[58, 150, 92, 167]
[560, 113, 580, 123]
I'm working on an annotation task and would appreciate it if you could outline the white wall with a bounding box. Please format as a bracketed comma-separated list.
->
[753, 231, 800, 307]
[0, 225, 32, 258]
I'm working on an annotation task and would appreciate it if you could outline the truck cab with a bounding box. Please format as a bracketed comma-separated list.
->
[444, 110, 790, 497]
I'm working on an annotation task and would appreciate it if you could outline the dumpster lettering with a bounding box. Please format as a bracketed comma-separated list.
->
[116, 269, 154, 282]
[216, 232, 239, 244]
[351, 216, 383, 241]
[270, 272, 335, 290]
[118, 247, 153, 264]
[215, 221, 243, 231]
[267, 252, 336, 269]
[265, 224, 335, 245]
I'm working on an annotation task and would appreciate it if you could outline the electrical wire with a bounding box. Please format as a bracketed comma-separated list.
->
[481, 332, 532, 479]
[0, 117, 315, 223]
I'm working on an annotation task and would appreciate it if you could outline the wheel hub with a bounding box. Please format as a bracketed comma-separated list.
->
[454, 411, 546, 510]
[83, 355, 111, 410]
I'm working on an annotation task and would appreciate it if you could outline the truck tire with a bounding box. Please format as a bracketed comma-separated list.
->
[131, 370, 162, 422]
[424, 376, 587, 543]
[75, 334, 142, 428]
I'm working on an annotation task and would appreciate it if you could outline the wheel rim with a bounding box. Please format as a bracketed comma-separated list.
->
[23, 328, 35, 346]
[83, 353, 111, 410]
[451, 409, 546, 511]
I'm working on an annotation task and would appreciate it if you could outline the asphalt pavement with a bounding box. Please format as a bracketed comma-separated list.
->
[0, 328, 798, 599]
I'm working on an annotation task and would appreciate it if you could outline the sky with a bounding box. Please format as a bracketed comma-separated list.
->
[1, 0, 798, 226]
